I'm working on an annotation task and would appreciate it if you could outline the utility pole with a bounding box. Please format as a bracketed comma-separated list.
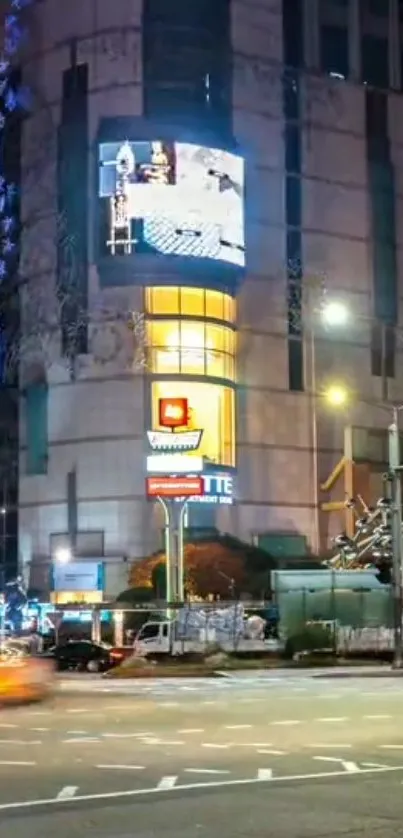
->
[388, 408, 403, 668]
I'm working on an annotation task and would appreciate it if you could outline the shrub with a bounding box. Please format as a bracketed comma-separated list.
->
[284, 625, 334, 659]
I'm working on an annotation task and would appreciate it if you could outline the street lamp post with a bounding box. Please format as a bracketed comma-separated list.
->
[306, 298, 350, 555]
[387, 406, 403, 668]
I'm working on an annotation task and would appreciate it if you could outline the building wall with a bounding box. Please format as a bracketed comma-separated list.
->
[17, 0, 403, 594]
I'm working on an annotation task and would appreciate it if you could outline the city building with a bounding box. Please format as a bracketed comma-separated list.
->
[15, 0, 403, 601]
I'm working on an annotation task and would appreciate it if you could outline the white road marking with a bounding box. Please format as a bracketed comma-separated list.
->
[96, 765, 145, 771]
[62, 737, 100, 744]
[202, 700, 219, 705]
[202, 743, 230, 749]
[0, 760, 36, 766]
[316, 717, 349, 723]
[158, 702, 179, 708]
[362, 762, 389, 769]
[257, 749, 287, 756]
[379, 744, 403, 749]
[30, 728, 49, 733]
[0, 724, 17, 729]
[257, 769, 273, 781]
[270, 720, 301, 726]
[364, 714, 392, 720]
[143, 738, 185, 746]
[178, 728, 204, 734]
[67, 730, 87, 735]
[313, 757, 359, 772]
[0, 740, 41, 745]
[57, 787, 78, 801]
[225, 724, 252, 730]
[184, 768, 231, 775]
[157, 776, 178, 790]
[0, 764, 401, 810]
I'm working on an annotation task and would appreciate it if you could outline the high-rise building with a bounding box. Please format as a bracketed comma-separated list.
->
[16, 0, 403, 602]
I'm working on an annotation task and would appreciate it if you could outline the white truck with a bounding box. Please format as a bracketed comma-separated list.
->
[132, 604, 281, 657]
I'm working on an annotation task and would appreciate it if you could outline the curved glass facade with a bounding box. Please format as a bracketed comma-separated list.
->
[146, 286, 236, 468]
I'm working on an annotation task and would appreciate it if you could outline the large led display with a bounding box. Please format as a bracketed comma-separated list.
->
[98, 141, 245, 267]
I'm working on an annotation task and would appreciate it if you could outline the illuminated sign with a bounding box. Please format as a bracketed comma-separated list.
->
[147, 454, 203, 474]
[159, 397, 188, 428]
[99, 140, 245, 267]
[52, 562, 104, 593]
[179, 473, 234, 505]
[146, 476, 204, 498]
[147, 430, 203, 452]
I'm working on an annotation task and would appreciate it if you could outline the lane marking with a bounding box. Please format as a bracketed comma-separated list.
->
[362, 762, 389, 769]
[96, 765, 145, 771]
[157, 776, 178, 790]
[0, 724, 17, 729]
[313, 757, 359, 773]
[57, 787, 78, 801]
[257, 749, 287, 756]
[316, 717, 349, 723]
[177, 728, 204, 734]
[66, 709, 89, 714]
[0, 760, 36, 766]
[202, 743, 230, 749]
[0, 765, 400, 812]
[62, 737, 100, 744]
[379, 744, 403, 749]
[30, 728, 49, 733]
[67, 730, 87, 735]
[184, 768, 231, 775]
[270, 720, 301, 726]
[364, 714, 392, 720]
[257, 769, 273, 781]
[158, 703, 179, 708]
[0, 739, 41, 745]
[143, 738, 185, 746]
[225, 724, 252, 730]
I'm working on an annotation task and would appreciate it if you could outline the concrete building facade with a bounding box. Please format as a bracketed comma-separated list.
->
[17, 0, 403, 600]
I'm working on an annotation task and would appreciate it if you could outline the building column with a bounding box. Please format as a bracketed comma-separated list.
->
[349, 0, 361, 82]
[389, 0, 401, 90]
[303, 0, 319, 69]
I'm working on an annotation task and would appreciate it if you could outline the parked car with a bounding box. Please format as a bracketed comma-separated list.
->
[43, 640, 119, 673]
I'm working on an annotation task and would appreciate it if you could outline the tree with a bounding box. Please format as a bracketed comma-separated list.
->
[129, 536, 276, 599]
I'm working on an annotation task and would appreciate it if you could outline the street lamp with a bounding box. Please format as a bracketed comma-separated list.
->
[0, 507, 6, 591]
[54, 547, 71, 565]
[323, 383, 349, 408]
[320, 300, 350, 329]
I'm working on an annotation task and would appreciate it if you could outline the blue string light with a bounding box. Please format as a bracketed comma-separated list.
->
[0, 0, 33, 283]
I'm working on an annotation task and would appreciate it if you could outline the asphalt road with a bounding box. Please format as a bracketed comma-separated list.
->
[1, 672, 403, 836]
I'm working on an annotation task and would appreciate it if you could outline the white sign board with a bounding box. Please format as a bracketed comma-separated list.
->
[52, 562, 103, 593]
[146, 454, 203, 474]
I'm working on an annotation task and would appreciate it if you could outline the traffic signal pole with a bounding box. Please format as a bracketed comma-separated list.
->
[388, 409, 403, 668]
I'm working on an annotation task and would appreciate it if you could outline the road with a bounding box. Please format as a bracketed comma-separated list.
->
[1, 671, 403, 836]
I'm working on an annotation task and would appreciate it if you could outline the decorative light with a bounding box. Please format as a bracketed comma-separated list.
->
[321, 300, 350, 328]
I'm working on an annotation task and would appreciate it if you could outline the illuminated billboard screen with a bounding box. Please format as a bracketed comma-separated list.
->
[98, 141, 245, 267]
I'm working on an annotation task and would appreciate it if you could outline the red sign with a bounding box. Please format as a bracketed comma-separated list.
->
[159, 398, 188, 429]
[146, 476, 204, 498]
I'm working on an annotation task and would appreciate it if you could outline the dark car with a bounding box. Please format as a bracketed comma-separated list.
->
[43, 640, 117, 673]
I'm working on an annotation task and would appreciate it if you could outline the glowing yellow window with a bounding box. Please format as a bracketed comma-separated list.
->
[146, 287, 179, 315]
[180, 287, 204, 316]
[224, 294, 236, 323]
[205, 290, 224, 320]
[148, 320, 180, 373]
[179, 322, 206, 375]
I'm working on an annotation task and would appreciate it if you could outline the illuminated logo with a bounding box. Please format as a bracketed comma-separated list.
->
[178, 473, 234, 505]
[147, 430, 203, 452]
[147, 454, 203, 474]
[159, 398, 188, 428]
[146, 476, 204, 498]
